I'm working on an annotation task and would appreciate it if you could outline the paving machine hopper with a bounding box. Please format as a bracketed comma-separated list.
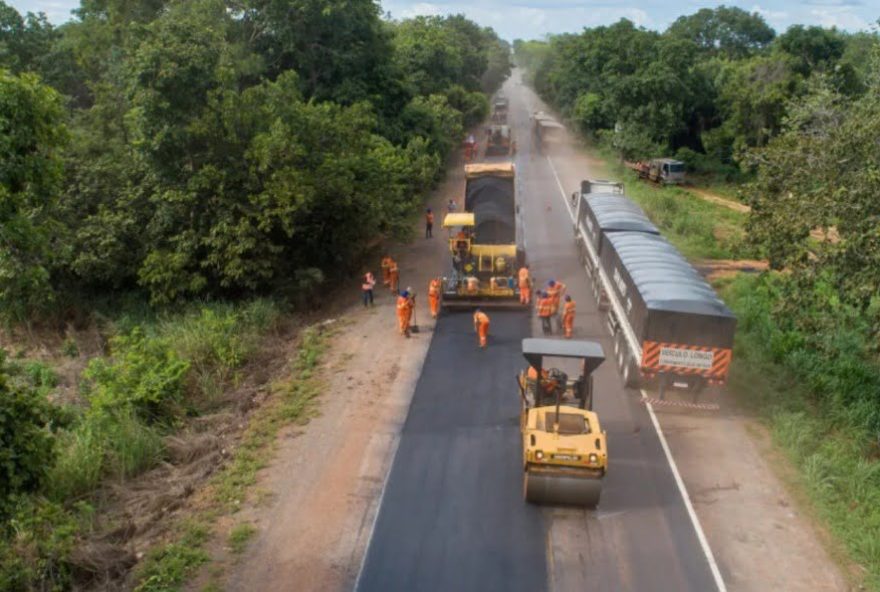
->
[441, 163, 526, 309]
[518, 339, 607, 507]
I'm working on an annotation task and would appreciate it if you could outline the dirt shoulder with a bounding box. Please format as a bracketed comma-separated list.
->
[208, 158, 462, 592]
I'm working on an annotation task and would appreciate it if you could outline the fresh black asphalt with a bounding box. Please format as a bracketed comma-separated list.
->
[356, 311, 547, 592]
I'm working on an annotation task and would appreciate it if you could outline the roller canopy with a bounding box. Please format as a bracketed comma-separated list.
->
[522, 339, 605, 375]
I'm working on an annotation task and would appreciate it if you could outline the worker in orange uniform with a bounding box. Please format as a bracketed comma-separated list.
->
[562, 294, 576, 338]
[473, 308, 490, 349]
[381, 255, 393, 287]
[388, 259, 400, 292]
[546, 279, 567, 330]
[517, 265, 531, 305]
[428, 277, 442, 318]
[425, 208, 434, 239]
[397, 290, 414, 337]
[537, 291, 553, 334]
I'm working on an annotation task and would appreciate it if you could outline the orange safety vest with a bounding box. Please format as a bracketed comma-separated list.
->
[397, 295, 412, 314]
[362, 272, 376, 290]
[537, 297, 553, 317]
[473, 311, 490, 328]
[428, 278, 441, 296]
[518, 267, 530, 286]
[426, 212, 434, 225]
[563, 300, 575, 318]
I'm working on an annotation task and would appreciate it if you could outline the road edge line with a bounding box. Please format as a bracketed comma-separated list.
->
[546, 153, 727, 592]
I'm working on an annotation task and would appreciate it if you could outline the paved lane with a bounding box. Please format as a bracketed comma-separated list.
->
[356, 311, 547, 592]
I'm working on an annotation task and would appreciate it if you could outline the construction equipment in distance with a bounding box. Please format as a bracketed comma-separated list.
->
[441, 163, 526, 309]
[572, 180, 736, 408]
[492, 96, 509, 123]
[626, 158, 686, 185]
[532, 111, 565, 154]
[486, 124, 513, 156]
[518, 338, 607, 507]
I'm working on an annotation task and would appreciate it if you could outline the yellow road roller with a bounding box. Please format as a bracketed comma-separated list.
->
[518, 338, 607, 507]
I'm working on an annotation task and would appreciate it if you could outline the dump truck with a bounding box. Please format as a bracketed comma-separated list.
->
[573, 183, 736, 405]
[532, 112, 565, 154]
[626, 158, 685, 185]
[486, 124, 513, 156]
[441, 163, 526, 309]
[518, 338, 607, 507]
[492, 96, 509, 124]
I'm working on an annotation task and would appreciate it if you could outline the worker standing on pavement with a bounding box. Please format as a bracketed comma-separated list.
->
[388, 259, 399, 293]
[537, 291, 553, 334]
[362, 271, 376, 307]
[518, 265, 531, 305]
[428, 277, 441, 318]
[381, 255, 393, 287]
[562, 295, 576, 338]
[546, 279, 567, 330]
[397, 290, 413, 337]
[473, 308, 490, 349]
[425, 208, 434, 239]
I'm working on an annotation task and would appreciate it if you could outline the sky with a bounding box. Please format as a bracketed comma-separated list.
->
[7, 0, 879, 41]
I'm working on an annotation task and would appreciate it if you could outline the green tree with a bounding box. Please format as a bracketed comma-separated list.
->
[0, 69, 66, 320]
[667, 6, 775, 59]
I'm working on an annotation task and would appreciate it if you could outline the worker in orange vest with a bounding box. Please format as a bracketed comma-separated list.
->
[537, 291, 553, 334]
[397, 290, 414, 337]
[562, 295, 576, 338]
[425, 208, 434, 239]
[428, 277, 442, 318]
[546, 279, 566, 330]
[473, 308, 490, 348]
[388, 259, 399, 292]
[381, 255, 393, 287]
[517, 265, 531, 305]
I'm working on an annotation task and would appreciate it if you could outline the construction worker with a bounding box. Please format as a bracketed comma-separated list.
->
[447, 198, 457, 214]
[397, 290, 413, 337]
[518, 265, 531, 305]
[562, 294, 575, 338]
[473, 308, 490, 348]
[381, 255, 393, 287]
[362, 271, 376, 307]
[428, 277, 441, 318]
[546, 279, 567, 330]
[425, 208, 434, 239]
[537, 290, 553, 334]
[388, 259, 399, 292]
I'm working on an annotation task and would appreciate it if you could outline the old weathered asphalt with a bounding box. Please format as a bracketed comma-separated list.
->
[357, 72, 719, 592]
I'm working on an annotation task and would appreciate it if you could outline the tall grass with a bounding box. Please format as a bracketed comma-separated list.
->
[723, 273, 880, 589]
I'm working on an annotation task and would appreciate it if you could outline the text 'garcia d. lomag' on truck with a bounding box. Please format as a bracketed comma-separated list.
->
[572, 180, 737, 409]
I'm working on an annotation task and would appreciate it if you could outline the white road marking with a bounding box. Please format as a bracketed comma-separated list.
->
[545, 153, 728, 592]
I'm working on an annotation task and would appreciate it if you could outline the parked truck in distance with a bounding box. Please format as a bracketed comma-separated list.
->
[486, 124, 513, 156]
[573, 182, 736, 407]
[626, 158, 685, 185]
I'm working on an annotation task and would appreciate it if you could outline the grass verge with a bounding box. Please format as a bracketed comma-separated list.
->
[133, 324, 329, 591]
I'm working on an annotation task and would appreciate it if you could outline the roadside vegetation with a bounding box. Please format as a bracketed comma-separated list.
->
[517, 9, 880, 587]
[0, 0, 511, 589]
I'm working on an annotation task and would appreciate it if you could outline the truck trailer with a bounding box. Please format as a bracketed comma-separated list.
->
[573, 184, 736, 402]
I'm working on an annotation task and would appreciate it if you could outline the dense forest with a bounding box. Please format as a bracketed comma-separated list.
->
[1, 0, 510, 319]
[1, 1, 510, 588]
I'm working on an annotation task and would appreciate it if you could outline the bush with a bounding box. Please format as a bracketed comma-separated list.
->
[84, 328, 190, 425]
[0, 353, 63, 514]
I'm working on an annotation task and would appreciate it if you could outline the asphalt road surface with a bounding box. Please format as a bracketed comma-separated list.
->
[357, 72, 721, 592]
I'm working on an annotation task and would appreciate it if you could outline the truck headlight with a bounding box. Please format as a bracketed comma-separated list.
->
[588, 453, 598, 464]
[535, 451, 544, 461]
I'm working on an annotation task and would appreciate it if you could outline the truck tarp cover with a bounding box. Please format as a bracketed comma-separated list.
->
[600, 231, 736, 348]
[465, 176, 515, 244]
[581, 194, 659, 252]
